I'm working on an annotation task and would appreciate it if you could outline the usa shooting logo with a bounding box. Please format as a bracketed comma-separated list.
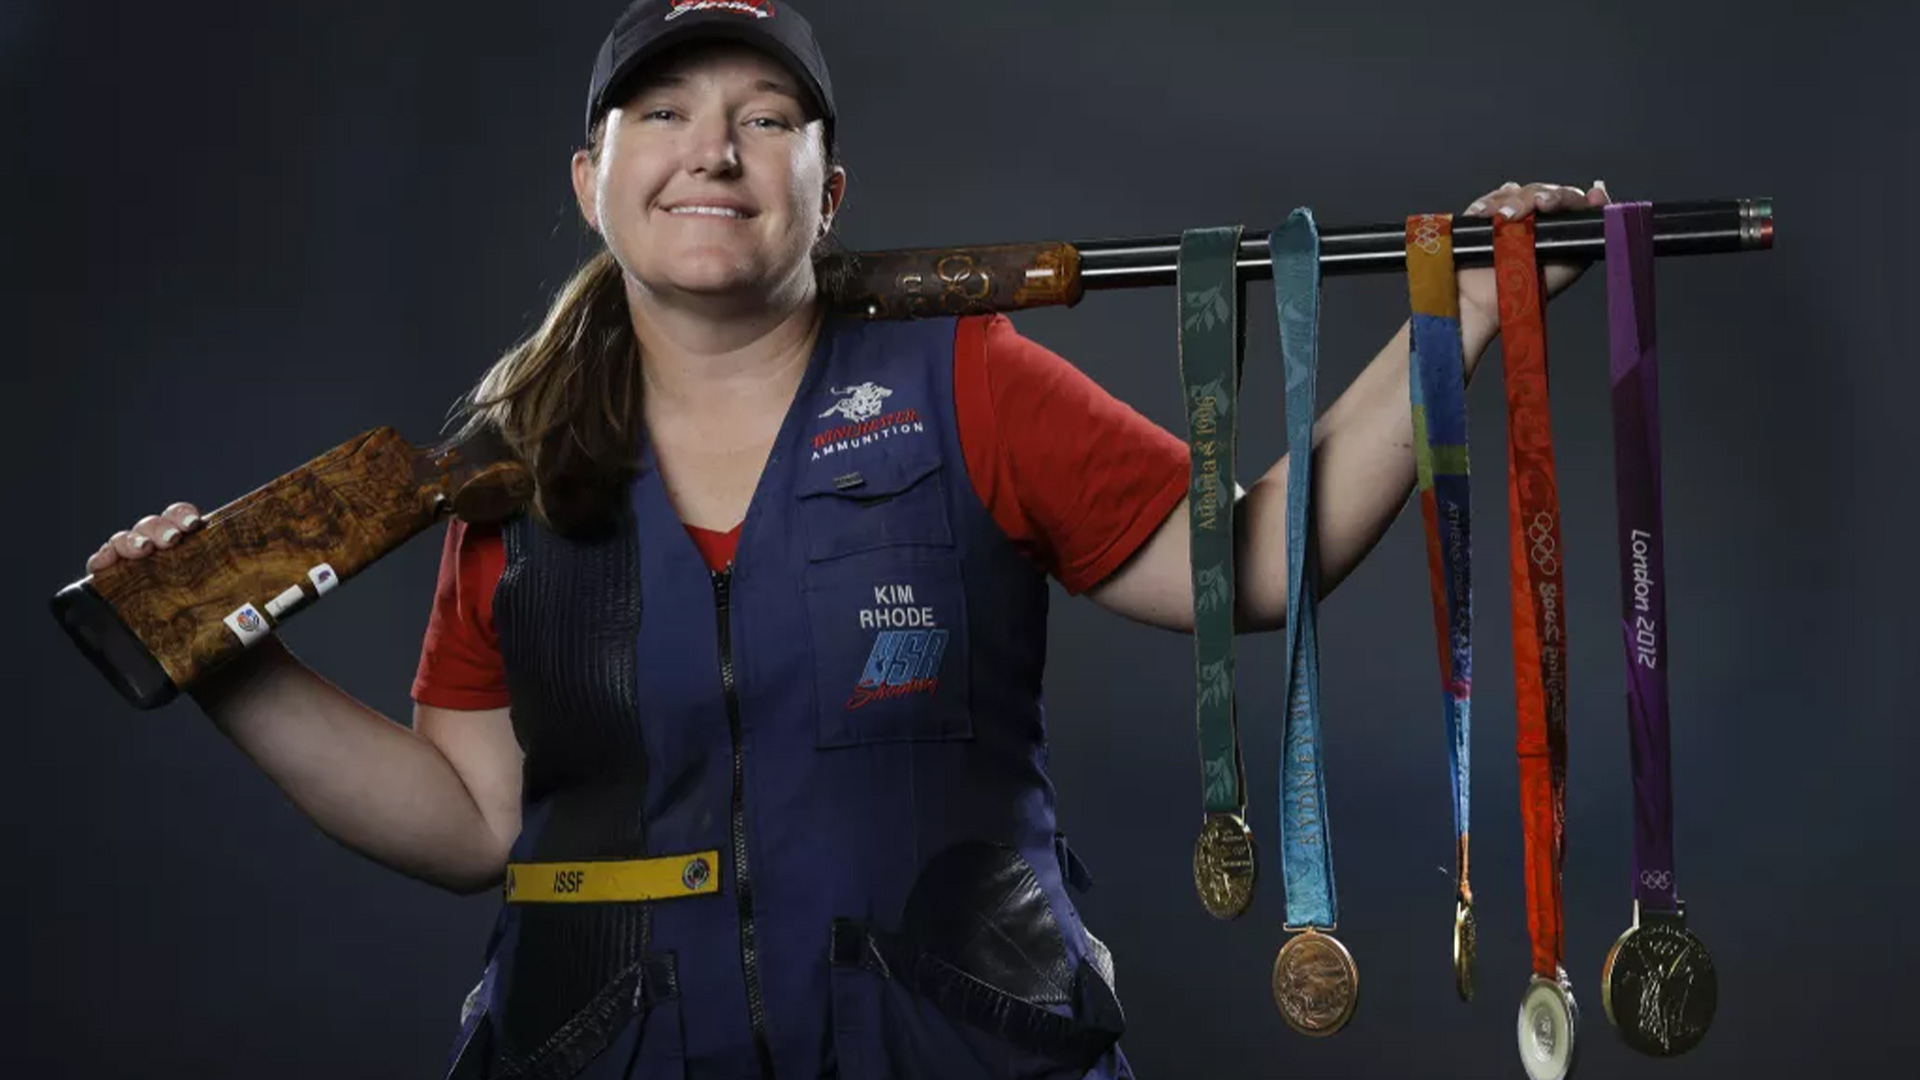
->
[812, 383, 925, 461]
[846, 583, 949, 709]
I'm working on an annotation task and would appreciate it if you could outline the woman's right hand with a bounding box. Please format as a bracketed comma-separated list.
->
[86, 502, 205, 572]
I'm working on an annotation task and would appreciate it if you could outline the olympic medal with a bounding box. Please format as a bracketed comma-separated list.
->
[1601, 913, 1717, 1057]
[1192, 813, 1256, 919]
[1517, 973, 1579, 1080]
[1272, 929, 1359, 1036]
[1454, 896, 1477, 1003]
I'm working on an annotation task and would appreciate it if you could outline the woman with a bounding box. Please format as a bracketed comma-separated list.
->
[84, 1, 1610, 1076]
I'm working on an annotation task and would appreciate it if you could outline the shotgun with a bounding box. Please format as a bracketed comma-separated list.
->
[50, 199, 1773, 709]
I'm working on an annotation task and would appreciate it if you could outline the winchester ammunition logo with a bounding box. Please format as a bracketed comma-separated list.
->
[811, 383, 925, 461]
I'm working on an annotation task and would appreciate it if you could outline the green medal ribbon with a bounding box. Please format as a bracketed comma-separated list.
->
[1178, 226, 1256, 920]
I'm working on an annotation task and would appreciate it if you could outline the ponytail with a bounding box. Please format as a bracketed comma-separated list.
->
[448, 248, 640, 539]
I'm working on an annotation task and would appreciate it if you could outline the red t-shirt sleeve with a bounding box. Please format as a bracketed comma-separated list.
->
[953, 314, 1190, 594]
[411, 518, 511, 710]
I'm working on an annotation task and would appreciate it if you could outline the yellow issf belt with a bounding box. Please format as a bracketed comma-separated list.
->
[504, 850, 721, 903]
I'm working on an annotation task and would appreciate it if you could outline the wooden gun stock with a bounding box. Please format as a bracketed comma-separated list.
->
[51, 427, 531, 710]
[823, 242, 1083, 319]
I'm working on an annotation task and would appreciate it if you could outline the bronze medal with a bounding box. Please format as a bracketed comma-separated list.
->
[1517, 972, 1579, 1080]
[1601, 905, 1717, 1057]
[1272, 928, 1359, 1036]
[1192, 812, 1256, 920]
[1453, 894, 1477, 1003]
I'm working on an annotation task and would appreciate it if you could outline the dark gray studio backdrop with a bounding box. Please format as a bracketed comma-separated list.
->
[9, 1, 1914, 1077]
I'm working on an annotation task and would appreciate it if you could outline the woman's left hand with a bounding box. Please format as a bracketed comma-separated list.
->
[1455, 179, 1611, 332]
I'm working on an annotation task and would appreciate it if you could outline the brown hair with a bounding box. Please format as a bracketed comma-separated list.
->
[445, 117, 849, 539]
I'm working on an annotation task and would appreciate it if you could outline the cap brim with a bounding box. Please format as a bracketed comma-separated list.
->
[594, 19, 833, 135]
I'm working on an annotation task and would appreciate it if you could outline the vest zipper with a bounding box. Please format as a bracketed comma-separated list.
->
[713, 566, 775, 1078]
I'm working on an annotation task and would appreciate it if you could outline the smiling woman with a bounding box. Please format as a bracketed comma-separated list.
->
[77, 1, 1614, 1077]
[577, 48, 840, 310]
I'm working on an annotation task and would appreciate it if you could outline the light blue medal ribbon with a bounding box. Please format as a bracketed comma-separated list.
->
[1268, 209, 1359, 1037]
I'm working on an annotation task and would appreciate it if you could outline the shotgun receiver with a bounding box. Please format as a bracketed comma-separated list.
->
[822, 242, 1084, 319]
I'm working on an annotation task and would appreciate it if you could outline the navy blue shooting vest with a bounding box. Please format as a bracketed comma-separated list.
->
[446, 315, 1130, 1080]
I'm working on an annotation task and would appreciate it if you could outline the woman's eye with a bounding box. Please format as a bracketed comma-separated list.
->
[747, 116, 792, 130]
[641, 108, 677, 121]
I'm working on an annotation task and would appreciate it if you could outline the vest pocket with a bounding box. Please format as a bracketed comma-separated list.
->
[827, 922, 1125, 1080]
[474, 950, 685, 1080]
[800, 458, 972, 748]
[798, 454, 954, 561]
[824, 842, 1127, 1080]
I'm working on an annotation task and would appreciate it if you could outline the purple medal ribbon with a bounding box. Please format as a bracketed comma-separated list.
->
[1606, 202, 1678, 912]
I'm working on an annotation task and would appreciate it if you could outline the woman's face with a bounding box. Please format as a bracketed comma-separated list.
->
[573, 43, 843, 307]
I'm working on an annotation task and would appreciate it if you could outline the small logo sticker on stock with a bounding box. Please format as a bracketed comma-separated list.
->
[223, 604, 270, 646]
[308, 564, 338, 594]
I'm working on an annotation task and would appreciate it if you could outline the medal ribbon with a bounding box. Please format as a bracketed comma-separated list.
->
[1273, 209, 1336, 930]
[1178, 227, 1248, 819]
[1404, 215, 1474, 916]
[1494, 216, 1573, 980]
[1605, 202, 1679, 913]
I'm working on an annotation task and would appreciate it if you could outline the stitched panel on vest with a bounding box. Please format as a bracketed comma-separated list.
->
[497, 510, 646, 805]
[493, 509, 652, 1064]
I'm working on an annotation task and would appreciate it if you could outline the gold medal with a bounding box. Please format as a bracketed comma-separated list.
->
[1601, 902, 1717, 1057]
[1453, 894, 1476, 1003]
[1272, 928, 1359, 1036]
[1192, 812, 1256, 920]
[1517, 971, 1579, 1080]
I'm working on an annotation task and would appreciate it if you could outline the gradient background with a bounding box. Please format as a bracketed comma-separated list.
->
[10, 1, 1913, 1077]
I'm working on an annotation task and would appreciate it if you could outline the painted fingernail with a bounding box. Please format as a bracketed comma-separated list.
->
[182, 513, 201, 528]
[132, 534, 150, 549]
[1594, 179, 1608, 192]
[1499, 205, 1518, 218]
[1467, 200, 1487, 215]
[160, 527, 180, 543]
[1502, 180, 1520, 190]
[1534, 190, 1552, 203]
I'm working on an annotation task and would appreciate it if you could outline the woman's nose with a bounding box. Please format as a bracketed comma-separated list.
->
[685, 116, 741, 176]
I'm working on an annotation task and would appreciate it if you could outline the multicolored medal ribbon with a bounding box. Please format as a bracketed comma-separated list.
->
[1178, 226, 1257, 921]
[1403, 214, 1478, 1005]
[1268, 209, 1358, 1037]
[1597, 201, 1718, 1057]
[1493, 216, 1581, 1080]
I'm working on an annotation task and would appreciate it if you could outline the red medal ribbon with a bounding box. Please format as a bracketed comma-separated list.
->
[1495, 216, 1572, 980]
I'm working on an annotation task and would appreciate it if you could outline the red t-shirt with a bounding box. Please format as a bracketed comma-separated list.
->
[411, 313, 1190, 711]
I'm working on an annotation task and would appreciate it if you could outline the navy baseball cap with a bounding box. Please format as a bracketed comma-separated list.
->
[585, 1, 837, 148]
